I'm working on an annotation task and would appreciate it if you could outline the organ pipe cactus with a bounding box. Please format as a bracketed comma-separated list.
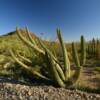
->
[92, 38, 96, 55]
[80, 35, 86, 66]
[96, 39, 100, 59]
[72, 42, 80, 68]
[9, 27, 82, 88]
[71, 42, 81, 84]
[57, 29, 70, 80]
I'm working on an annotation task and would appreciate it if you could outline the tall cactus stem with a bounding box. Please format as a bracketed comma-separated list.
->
[48, 54, 65, 87]
[80, 35, 86, 65]
[72, 42, 80, 68]
[16, 27, 45, 54]
[57, 29, 70, 80]
[38, 38, 65, 81]
[25, 27, 36, 45]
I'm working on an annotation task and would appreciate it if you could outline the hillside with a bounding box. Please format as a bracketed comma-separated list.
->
[0, 29, 100, 95]
[0, 29, 40, 56]
[0, 29, 65, 57]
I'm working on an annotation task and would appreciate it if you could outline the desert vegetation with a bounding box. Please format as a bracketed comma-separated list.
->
[0, 27, 100, 94]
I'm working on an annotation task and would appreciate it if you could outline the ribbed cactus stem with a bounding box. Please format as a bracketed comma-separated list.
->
[30, 69, 51, 81]
[71, 42, 81, 85]
[57, 29, 70, 80]
[48, 54, 65, 87]
[70, 67, 81, 86]
[54, 63, 65, 81]
[16, 27, 45, 54]
[38, 37, 59, 64]
[25, 27, 36, 45]
[17, 53, 32, 63]
[81, 35, 86, 65]
[38, 38, 65, 81]
[72, 42, 80, 68]
[9, 49, 30, 70]
[9, 49, 50, 80]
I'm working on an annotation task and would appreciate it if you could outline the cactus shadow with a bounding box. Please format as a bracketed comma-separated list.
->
[0, 76, 54, 86]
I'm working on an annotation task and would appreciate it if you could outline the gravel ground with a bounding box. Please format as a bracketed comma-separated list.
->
[0, 77, 100, 100]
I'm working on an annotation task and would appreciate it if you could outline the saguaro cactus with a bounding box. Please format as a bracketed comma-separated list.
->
[9, 27, 82, 88]
[80, 35, 86, 66]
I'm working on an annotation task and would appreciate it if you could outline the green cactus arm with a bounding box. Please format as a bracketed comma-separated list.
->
[37, 37, 58, 63]
[9, 49, 30, 69]
[17, 53, 32, 63]
[69, 67, 82, 86]
[30, 69, 51, 81]
[57, 29, 70, 79]
[25, 27, 36, 45]
[69, 42, 81, 86]
[9, 49, 30, 70]
[72, 42, 80, 68]
[16, 27, 45, 54]
[46, 51, 65, 81]
[48, 55, 65, 87]
[55, 63, 65, 81]
[38, 38, 65, 80]
[9, 49, 50, 80]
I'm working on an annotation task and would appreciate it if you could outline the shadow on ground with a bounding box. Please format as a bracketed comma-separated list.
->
[0, 76, 54, 86]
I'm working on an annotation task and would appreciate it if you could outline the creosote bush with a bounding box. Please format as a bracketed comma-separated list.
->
[9, 27, 82, 88]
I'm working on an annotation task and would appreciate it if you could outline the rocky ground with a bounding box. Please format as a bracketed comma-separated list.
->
[0, 77, 100, 100]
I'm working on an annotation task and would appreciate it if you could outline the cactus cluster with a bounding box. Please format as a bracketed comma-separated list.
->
[87, 38, 100, 59]
[96, 39, 100, 59]
[72, 42, 80, 68]
[9, 27, 82, 88]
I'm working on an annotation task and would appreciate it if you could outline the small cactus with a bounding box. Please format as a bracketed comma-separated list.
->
[80, 35, 86, 66]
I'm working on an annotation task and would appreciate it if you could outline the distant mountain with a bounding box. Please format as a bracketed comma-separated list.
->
[1, 29, 36, 38]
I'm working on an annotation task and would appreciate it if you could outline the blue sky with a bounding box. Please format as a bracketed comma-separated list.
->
[0, 0, 100, 42]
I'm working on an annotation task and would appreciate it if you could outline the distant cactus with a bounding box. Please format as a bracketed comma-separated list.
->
[96, 39, 100, 59]
[80, 35, 86, 66]
[87, 43, 90, 55]
[92, 38, 96, 55]
[72, 42, 80, 68]
[9, 27, 82, 88]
